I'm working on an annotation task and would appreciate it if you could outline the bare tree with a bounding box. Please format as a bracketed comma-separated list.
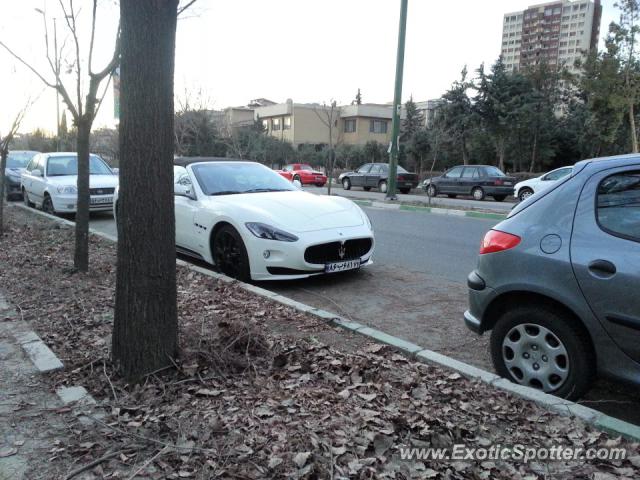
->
[0, 0, 120, 272]
[113, 0, 180, 380]
[0, 102, 32, 235]
[313, 101, 341, 195]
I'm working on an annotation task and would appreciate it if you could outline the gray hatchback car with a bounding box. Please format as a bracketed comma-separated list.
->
[465, 154, 640, 400]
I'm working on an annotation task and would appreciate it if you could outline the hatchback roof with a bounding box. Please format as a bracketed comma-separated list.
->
[575, 153, 640, 171]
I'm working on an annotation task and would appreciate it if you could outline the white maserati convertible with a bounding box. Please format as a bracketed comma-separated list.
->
[114, 158, 374, 282]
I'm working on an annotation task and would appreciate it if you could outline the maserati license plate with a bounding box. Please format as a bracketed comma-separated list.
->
[325, 259, 360, 273]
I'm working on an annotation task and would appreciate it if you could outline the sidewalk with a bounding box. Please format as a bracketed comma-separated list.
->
[0, 295, 68, 480]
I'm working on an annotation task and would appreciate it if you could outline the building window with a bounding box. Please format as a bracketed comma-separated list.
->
[272, 118, 281, 131]
[370, 119, 388, 134]
[344, 119, 356, 133]
[283, 116, 291, 130]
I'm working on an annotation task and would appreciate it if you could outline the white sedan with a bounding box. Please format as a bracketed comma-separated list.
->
[513, 166, 573, 202]
[114, 159, 374, 282]
[21, 152, 118, 214]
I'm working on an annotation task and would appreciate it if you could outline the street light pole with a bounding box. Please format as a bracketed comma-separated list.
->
[54, 17, 60, 152]
[386, 0, 408, 201]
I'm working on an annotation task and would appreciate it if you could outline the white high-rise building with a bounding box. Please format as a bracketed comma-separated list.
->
[500, 0, 602, 73]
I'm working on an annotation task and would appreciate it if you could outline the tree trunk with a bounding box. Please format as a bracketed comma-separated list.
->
[529, 130, 538, 173]
[113, 0, 179, 381]
[74, 121, 91, 272]
[497, 137, 506, 172]
[461, 135, 469, 165]
[0, 149, 7, 235]
[629, 102, 638, 153]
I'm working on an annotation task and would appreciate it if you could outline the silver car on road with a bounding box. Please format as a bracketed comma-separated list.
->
[465, 154, 640, 400]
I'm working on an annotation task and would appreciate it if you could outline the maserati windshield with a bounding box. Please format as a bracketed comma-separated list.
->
[192, 162, 297, 196]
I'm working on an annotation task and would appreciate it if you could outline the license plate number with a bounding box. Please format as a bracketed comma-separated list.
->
[325, 259, 360, 273]
[90, 196, 113, 205]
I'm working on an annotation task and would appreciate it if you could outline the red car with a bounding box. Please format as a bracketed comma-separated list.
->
[277, 163, 327, 187]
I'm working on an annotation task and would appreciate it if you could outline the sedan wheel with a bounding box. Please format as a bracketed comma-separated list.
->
[518, 188, 534, 202]
[472, 187, 485, 201]
[426, 184, 437, 198]
[23, 190, 35, 208]
[490, 305, 595, 400]
[379, 181, 388, 194]
[213, 225, 250, 282]
[43, 195, 56, 215]
[342, 178, 351, 190]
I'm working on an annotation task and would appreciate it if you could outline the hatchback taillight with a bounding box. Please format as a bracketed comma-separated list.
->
[398, 175, 405, 181]
[480, 230, 521, 254]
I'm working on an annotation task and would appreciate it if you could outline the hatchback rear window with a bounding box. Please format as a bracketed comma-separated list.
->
[597, 171, 640, 242]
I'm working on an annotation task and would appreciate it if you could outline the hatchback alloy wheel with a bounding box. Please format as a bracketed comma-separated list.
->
[501, 323, 569, 392]
[490, 305, 595, 400]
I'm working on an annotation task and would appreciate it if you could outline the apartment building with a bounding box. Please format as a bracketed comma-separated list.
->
[415, 99, 445, 128]
[501, 0, 602, 73]
[254, 100, 400, 148]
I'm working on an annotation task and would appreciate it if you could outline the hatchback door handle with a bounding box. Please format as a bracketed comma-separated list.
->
[588, 260, 617, 276]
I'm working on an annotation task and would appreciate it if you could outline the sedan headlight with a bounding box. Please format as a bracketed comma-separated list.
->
[56, 185, 77, 194]
[245, 222, 299, 242]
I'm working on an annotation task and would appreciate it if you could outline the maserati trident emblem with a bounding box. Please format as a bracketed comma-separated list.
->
[338, 242, 346, 260]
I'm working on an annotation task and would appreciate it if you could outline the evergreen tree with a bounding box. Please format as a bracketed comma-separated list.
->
[439, 67, 474, 165]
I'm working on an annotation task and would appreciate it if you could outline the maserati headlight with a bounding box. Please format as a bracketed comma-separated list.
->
[56, 185, 77, 194]
[245, 222, 298, 242]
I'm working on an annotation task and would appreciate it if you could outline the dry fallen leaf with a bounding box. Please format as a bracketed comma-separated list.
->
[293, 451, 311, 468]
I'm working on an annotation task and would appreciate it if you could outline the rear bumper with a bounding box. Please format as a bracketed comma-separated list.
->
[464, 270, 495, 335]
[484, 186, 514, 196]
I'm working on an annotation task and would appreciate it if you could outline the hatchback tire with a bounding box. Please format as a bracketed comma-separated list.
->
[490, 305, 595, 400]
[399, 188, 411, 194]
[492, 195, 507, 202]
[472, 187, 485, 201]
[426, 184, 437, 198]
[363, 186, 371, 191]
[342, 178, 351, 190]
[379, 180, 388, 194]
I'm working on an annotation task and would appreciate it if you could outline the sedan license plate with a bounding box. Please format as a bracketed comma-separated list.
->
[325, 259, 360, 273]
[504, 182, 513, 186]
[90, 196, 113, 205]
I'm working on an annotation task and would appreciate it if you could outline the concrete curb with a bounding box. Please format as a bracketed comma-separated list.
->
[351, 199, 507, 220]
[12, 204, 640, 442]
[13, 330, 63, 373]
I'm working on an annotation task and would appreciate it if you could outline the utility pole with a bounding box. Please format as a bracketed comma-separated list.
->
[386, 0, 408, 201]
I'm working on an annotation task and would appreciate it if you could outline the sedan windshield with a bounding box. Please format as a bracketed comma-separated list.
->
[192, 162, 297, 196]
[7, 152, 37, 169]
[47, 155, 114, 176]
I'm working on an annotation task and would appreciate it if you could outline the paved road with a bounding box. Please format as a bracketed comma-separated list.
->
[308, 184, 515, 213]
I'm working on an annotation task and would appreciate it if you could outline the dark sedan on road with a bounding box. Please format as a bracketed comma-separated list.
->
[465, 154, 640, 400]
[3, 150, 39, 200]
[340, 163, 419, 194]
[423, 165, 517, 202]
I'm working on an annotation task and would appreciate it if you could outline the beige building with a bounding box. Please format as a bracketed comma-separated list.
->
[254, 100, 404, 148]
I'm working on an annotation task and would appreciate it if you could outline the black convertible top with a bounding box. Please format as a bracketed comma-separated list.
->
[173, 156, 244, 167]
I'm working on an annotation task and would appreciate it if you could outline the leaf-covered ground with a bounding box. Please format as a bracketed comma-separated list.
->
[1, 205, 639, 479]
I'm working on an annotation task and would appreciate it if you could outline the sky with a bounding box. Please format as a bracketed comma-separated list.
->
[0, 0, 619, 134]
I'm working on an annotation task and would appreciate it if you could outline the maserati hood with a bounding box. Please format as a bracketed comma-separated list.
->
[210, 191, 364, 233]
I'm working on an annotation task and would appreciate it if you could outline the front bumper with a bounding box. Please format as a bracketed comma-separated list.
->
[5, 179, 22, 197]
[51, 194, 114, 213]
[245, 224, 375, 281]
